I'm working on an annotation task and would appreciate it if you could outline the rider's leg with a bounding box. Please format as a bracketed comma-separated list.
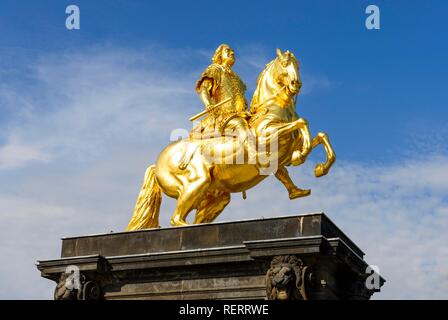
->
[178, 141, 198, 170]
[178, 123, 204, 170]
[225, 117, 256, 156]
[274, 166, 310, 199]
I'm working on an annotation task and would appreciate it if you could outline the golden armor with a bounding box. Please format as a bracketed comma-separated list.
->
[194, 44, 248, 135]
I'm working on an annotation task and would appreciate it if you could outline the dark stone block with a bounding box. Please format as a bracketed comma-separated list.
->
[37, 212, 384, 300]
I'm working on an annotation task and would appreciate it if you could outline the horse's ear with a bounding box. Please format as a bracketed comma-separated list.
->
[276, 48, 283, 59]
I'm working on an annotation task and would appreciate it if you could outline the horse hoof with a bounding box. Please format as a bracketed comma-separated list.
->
[170, 218, 189, 226]
[314, 163, 327, 177]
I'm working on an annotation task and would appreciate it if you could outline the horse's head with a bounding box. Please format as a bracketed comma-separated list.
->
[274, 48, 301, 97]
[251, 49, 301, 113]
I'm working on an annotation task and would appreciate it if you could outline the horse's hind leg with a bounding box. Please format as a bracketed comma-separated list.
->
[170, 165, 211, 226]
[194, 191, 231, 224]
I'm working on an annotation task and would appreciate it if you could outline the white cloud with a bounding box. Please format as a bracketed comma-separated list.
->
[0, 45, 446, 300]
[0, 136, 50, 170]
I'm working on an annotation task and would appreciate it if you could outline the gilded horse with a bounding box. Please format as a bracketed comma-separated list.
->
[126, 49, 335, 230]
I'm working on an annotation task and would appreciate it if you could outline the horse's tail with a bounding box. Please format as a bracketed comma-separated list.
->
[126, 164, 162, 230]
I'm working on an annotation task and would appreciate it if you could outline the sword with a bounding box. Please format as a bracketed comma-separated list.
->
[189, 98, 231, 122]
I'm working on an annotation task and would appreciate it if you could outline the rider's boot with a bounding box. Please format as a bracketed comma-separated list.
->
[274, 166, 311, 199]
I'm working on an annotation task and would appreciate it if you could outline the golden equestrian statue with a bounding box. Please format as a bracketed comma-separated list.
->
[126, 44, 336, 230]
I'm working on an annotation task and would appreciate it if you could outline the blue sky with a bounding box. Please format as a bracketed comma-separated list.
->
[0, 1, 447, 299]
[1, 0, 447, 162]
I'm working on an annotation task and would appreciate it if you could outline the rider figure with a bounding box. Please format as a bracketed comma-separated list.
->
[179, 44, 250, 169]
[193, 43, 250, 137]
[179, 44, 309, 199]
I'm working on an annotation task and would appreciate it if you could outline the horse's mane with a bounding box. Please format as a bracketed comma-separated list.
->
[250, 59, 276, 113]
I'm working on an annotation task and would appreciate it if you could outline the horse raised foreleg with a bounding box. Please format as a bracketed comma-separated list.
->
[290, 118, 312, 166]
[311, 132, 336, 177]
[260, 118, 309, 145]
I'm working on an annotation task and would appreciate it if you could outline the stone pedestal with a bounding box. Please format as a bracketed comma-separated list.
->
[36, 212, 384, 300]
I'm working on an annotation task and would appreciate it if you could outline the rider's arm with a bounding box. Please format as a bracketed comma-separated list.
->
[198, 78, 213, 111]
